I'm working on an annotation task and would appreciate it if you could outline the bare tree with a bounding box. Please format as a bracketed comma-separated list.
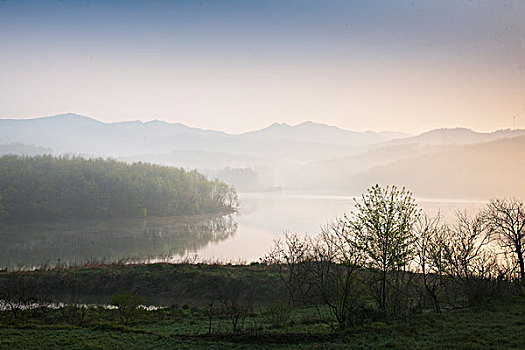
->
[0, 274, 43, 319]
[216, 278, 255, 333]
[483, 198, 525, 282]
[414, 213, 446, 313]
[306, 219, 365, 329]
[440, 211, 498, 305]
[262, 231, 311, 306]
[264, 220, 366, 329]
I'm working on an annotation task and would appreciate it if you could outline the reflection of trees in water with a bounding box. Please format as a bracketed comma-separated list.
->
[142, 214, 238, 257]
[187, 214, 237, 245]
[0, 214, 237, 268]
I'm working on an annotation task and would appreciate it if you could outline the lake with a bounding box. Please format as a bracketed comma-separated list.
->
[0, 192, 486, 268]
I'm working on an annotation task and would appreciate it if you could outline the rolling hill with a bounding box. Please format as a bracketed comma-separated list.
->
[380, 127, 525, 147]
[313, 136, 525, 199]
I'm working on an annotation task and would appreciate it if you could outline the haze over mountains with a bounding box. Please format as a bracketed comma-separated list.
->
[0, 113, 404, 160]
[241, 121, 408, 146]
[383, 127, 525, 147]
[1, 113, 524, 198]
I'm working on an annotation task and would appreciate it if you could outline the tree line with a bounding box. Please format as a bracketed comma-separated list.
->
[264, 185, 525, 329]
[0, 155, 238, 222]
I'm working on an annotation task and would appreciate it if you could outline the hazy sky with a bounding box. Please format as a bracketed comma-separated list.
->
[1, 0, 525, 133]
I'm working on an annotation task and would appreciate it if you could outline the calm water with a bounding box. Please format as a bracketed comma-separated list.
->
[0, 192, 485, 267]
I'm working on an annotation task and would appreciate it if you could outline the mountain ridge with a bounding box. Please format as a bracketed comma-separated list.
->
[380, 126, 525, 147]
[1, 113, 409, 137]
[0, 113, 408, 158]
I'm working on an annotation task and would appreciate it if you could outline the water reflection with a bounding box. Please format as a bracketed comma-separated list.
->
[195, 193, 486, 263]
[0, 214, 237, 268]
[0, 193, 488, 268]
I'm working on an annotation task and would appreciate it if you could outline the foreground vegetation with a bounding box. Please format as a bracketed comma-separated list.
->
[0, 155, 237, 222]
[1, 184, 524, 348]
[0, 263, 524, 349]
[0, 263, 285, 306]
[0, 299, 524, 349]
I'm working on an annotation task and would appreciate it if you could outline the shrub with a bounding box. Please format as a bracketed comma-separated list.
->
[110, 292, 145, 324]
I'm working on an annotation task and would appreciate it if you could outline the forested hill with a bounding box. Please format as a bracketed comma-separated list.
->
[0, 155, 237, 222]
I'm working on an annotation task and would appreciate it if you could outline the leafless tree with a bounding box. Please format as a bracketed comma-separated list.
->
[262, 231, 311, 306]
[264, 220, 367, 329]
[306, 219, 365, 329]
[0, 274, 43, 319]
[483, 198, 525, 282]
[413, 213, 446, 313]
[440, 211, 499, 305]
[216, 278, 255, 333]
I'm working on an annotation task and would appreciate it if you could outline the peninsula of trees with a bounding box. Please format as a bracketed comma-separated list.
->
[0, 155, 237, 222]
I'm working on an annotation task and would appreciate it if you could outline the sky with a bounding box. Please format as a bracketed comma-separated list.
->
[1, 0, 525, 134]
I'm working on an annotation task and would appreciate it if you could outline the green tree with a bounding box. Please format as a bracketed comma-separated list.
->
[349, 184, 419, 314]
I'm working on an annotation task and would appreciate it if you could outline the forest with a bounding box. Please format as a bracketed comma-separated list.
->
[0, 155, 237, 222]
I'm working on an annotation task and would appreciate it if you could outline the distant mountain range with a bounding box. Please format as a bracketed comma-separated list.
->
[0, 113, 407, 161]
[1, 113, 524, 199]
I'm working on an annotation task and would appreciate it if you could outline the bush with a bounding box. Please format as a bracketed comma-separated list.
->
[260, 302, 292, 329]
[110, 292, 145, 324]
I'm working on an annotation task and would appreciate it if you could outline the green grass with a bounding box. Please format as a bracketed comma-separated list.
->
[0, 263, 285, 306]
[1, 264, 524, 349]
[1, 297, 524, 349]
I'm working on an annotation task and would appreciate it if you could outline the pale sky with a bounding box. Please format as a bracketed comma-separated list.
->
[1, 0, 525, 133]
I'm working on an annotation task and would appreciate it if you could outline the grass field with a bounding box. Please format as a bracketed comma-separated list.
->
[1, 296, 524, 349]
[1, 263, 524, 349]
[0, 263, 285, 306]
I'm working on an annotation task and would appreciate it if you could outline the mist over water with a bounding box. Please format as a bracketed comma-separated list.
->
[0, 192, 485, 268]
[196, 192, 485, 263]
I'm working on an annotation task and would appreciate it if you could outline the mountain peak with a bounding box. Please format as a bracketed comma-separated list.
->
[296, 121, 316, 126]
[146, 119, 170, 125]
[47, 113, 96, 121]
[29, 113, 102, 126]
[268, 122, 290, 128]
[295, 121, 340, 130]
[264, 121, 338, 130]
